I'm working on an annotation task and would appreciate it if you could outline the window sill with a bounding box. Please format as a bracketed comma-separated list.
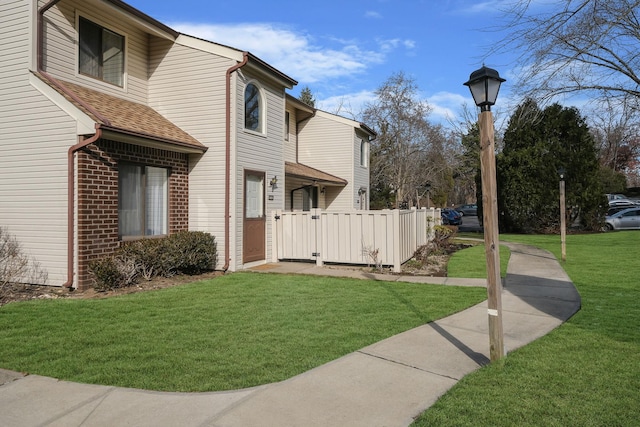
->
[120, 234, 167, 243]
[243, 128, 268, 138]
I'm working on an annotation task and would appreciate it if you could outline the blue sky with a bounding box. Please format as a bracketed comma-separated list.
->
[126, 0, 517, 126]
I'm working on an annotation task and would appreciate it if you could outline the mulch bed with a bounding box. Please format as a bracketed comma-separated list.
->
[0, 270, 221, 307]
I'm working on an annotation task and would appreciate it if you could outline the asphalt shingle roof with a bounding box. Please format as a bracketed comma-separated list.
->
[37, 73, 205, 151]
[285, 161, 347, 185]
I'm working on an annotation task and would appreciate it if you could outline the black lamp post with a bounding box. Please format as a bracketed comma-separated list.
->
[558, 167, 567, 261]
[464, 65, 506, 112]
[464, 65, 506, 361]
[425, 182, 432, 209]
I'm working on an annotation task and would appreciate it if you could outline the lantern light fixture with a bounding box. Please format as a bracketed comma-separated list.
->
[558, 167, 566, 181]
[464, 65, 506, 112]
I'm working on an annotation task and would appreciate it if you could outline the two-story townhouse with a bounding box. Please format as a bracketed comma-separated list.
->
[0, 0, 296, 289]
[0, 0, 374, 290]
[284, 96, 376, 211]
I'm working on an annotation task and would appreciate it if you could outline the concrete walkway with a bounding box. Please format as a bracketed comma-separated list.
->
[0, 242, 580, 427]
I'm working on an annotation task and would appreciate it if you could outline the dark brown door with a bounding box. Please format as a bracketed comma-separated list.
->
[243, 171, 265, 263]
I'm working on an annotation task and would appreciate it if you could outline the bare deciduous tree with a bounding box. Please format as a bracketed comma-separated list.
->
[591, 99, 640, 172]
[363, 72, 454, 208]
[498, 0, 640, 108]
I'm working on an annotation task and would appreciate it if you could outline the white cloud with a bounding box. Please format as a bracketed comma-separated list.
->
[171, 22, 385, 84]
[460, 0, 504, 14]
[378, 38, 416, 53]
[316, 90, 377, 118]
[365, 11, 383, 19]
[427, 91, 469, 124]
[455, 0, 557, 16]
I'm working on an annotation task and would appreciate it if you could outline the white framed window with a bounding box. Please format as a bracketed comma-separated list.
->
[360, 139, 369, 168]
[79, 17, 125, 87]
[244, 82, 263, 133]
[118, 164, 168, 238]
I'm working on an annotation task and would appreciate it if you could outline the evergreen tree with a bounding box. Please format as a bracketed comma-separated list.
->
[497, 100, 606, 232]
[298, 86, 316, 108]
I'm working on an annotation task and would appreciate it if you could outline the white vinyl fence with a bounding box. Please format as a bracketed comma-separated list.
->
[272, 208, 441, 272]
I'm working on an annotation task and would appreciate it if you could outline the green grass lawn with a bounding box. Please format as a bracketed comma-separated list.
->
[414, 231, 640, 426]
[0, 273, 485, 392]
[448, 242, 510, 278]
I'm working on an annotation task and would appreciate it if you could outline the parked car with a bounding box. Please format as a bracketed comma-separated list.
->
[604, 207, 640, 231]
[455, 204, 478, 216]
[441, 208, 462, 226]
[607, 206, 632, 217]
[606, 193, 640, 207]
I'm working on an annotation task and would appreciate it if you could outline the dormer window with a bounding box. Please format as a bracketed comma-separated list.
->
[244, 83, 263, 133]
[79, 17, 124, 87]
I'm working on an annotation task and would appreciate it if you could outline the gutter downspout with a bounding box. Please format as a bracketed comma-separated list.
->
[63, 126, 102, 288]
[38, 0, 108, 288]
[223, 52, 249, 272]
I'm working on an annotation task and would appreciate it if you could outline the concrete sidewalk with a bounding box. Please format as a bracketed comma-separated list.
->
[0, 242, 580, 427]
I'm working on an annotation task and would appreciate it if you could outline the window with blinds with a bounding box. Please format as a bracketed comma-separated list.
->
[118, 164, 168, 238]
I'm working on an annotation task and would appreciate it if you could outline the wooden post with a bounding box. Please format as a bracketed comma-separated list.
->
[560, 179, 567, 262]
[479, 110, 505, 361]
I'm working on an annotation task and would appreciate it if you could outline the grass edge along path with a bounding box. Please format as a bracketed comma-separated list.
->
[414, 231, 640, 427]
[0, 272, 486, 392]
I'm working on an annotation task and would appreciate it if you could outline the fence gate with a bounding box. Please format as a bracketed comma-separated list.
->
[273, 210, 320, 262]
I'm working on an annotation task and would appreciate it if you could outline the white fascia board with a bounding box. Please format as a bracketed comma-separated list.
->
[29, 74, 97, 135]
[176, 34, 244, 61]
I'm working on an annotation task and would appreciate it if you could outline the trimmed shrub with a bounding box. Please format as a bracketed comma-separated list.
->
[164, 231, 217, 275]
[90, 232, 217, 291]
[119, 238, 168, 279]
[89, 255, 138, 292]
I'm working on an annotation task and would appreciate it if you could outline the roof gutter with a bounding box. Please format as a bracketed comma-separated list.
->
[223, 52, 249, 272]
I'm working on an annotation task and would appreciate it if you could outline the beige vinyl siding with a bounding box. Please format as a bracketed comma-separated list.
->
[233, 71, 286, 269]
[298, 112, 356, 210]
[148, 38, 233, 268]
[41, 0, 149, 103]
[1, 0, 75, 286]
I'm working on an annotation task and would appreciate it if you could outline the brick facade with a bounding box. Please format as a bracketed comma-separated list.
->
[76, 139, 189, 290]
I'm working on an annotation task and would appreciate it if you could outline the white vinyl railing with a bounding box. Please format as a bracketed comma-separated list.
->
[272, 208, 441, 272]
